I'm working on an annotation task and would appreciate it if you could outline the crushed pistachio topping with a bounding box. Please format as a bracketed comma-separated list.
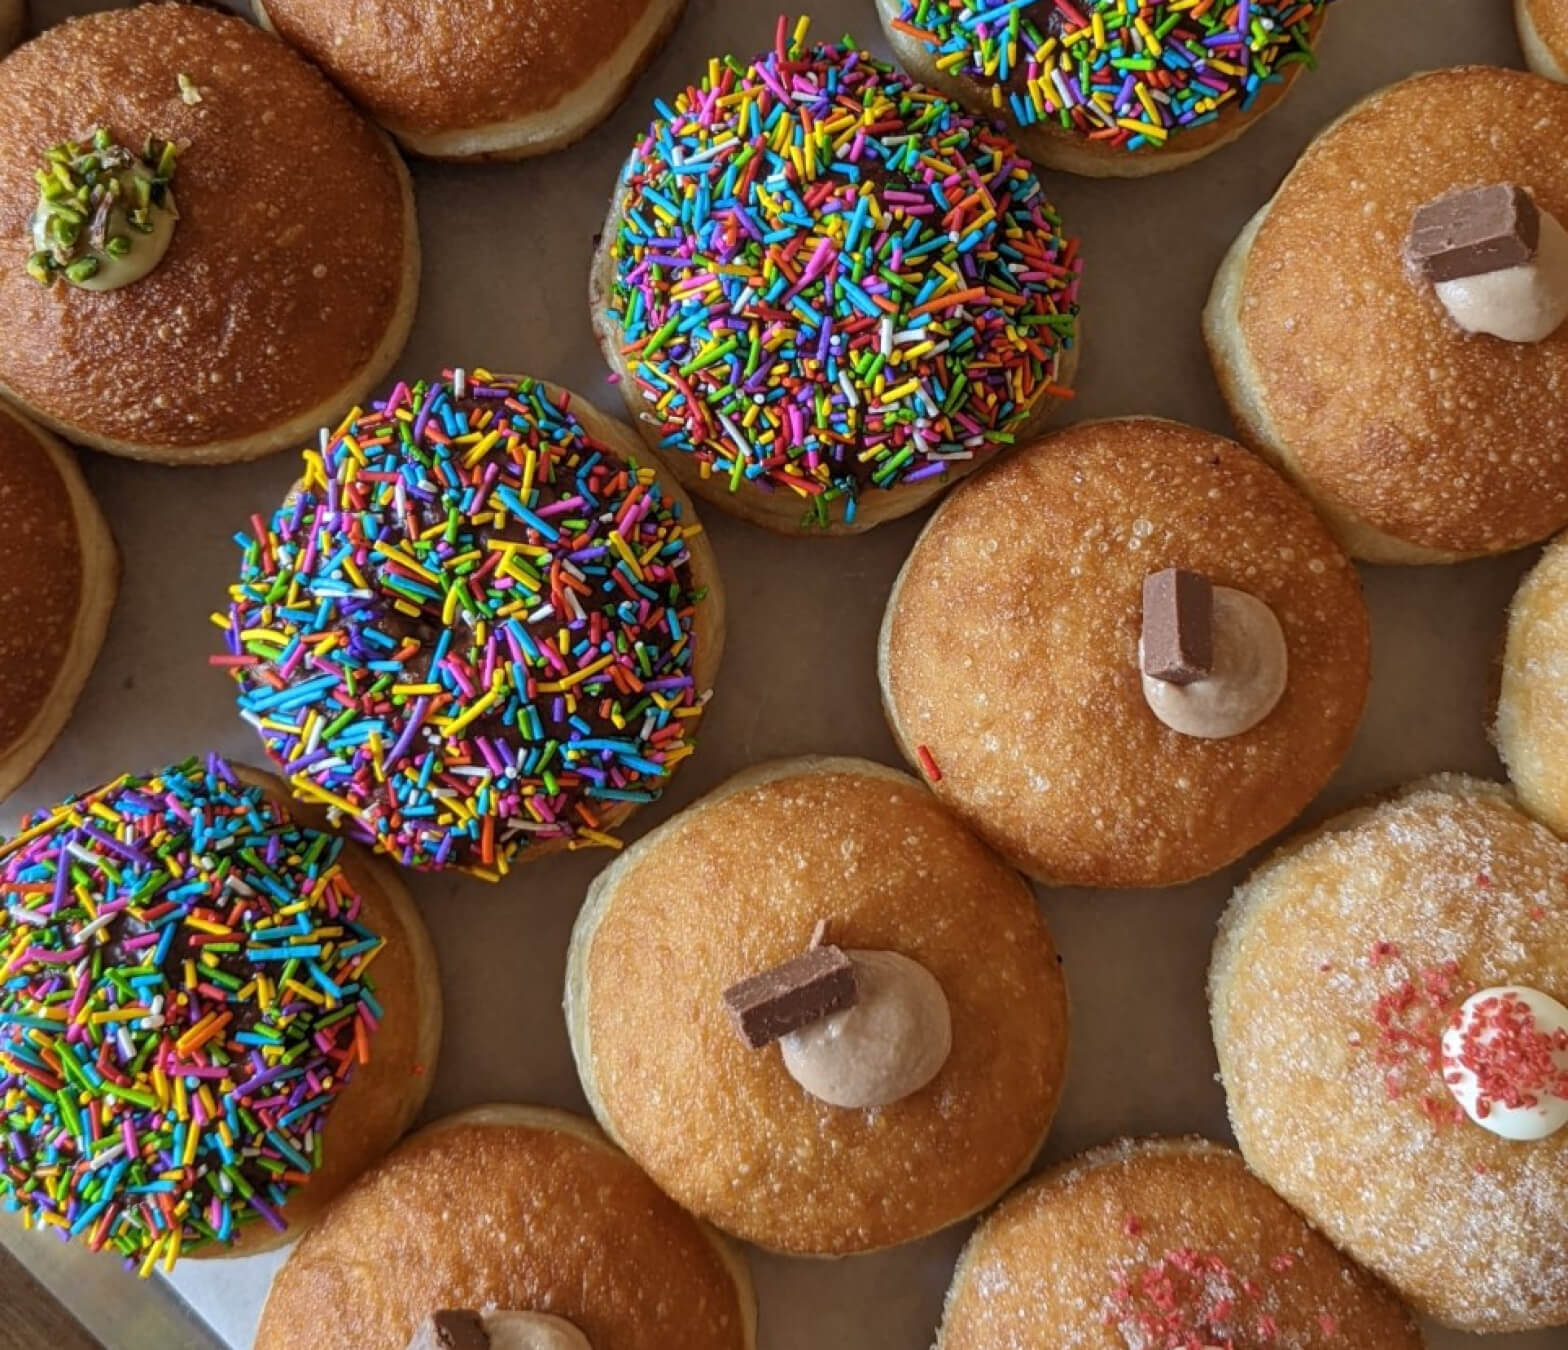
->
[27, 127, 178, 289]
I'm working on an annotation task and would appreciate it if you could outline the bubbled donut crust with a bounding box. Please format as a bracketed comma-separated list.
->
[1211, 776, 1568, 1332]
[879, 417, 1370, 889]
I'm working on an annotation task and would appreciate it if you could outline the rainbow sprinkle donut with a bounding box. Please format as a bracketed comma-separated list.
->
[876, 0, 1335, 177]
[591, 17, 1082, 534]
[0, 757, 401, 1271]
[215, 371, 722, 879]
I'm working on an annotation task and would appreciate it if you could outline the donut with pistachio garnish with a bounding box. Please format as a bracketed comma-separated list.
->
[875, 1, 1337, 178]
[0, 755, 441, 1269]
[937, 1138, 1424, 1350]
[215, 369, 724, 879]
[0, 3, 418, 465]
[590, 16, 1082, 535]
[565, 756, 1069, 1256]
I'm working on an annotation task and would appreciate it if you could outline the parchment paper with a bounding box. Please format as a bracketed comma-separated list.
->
[3, 1, 1559, 1347]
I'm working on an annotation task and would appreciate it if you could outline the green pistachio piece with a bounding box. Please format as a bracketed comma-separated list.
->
[105, 234, 130, 258]
[64, 256, 99, 284]
[26, 252, 54, 284]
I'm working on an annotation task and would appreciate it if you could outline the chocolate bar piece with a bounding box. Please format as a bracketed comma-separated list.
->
[722, 945, 859, 1049]
[1406, 184, 1540, 282]
[1142, 568, 1214, 686]
[405, 1310, 491, 1350]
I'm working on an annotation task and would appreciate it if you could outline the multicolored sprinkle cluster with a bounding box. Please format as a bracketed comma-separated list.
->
[215, 370, 709, 877]
[0, 756, 383, 1272]
[608, 17, 1081, 528]
[889, 0, 1332, 152]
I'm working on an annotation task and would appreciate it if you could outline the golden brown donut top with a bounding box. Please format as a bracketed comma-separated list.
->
[0, 406, 84, 752]
[0, 4, 410, 451]
[939, 1138, 1424, 1350]
[882, 418, 1370, 889]
[1497, 532, 1568, 835]
[254, 1109, 751, 1350]
[1527, 0, 1568, 58]
[259, 0, 658, 138]
[1211, 777, 1568, 1332]
[580, 759, 1068, 1254]
[1236, 66, 1568, 554]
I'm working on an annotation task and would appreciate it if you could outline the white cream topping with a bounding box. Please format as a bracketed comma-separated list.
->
[780, 950, 951, 1109]
[1441, 985, 1568, 1141]
[1139, 587, 1287, 739]
[483, 1312, 593, 1350]
[1434, 209, 1568, 342]
[33, 170, 177, 293]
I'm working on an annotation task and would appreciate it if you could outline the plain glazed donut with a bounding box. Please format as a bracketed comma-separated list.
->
[254, 1105, 756, 1350]
[0, 402, 116, 804]
[254, 0, 686, 160]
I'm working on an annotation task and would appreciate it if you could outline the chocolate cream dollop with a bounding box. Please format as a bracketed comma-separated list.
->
[1140, 587, 1288, 739]
[780, 949, 952, 1109]
[407, 1310, 592, 1350]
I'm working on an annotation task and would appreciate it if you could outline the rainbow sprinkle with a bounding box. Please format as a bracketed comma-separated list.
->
[608, 16, 1081, 529]
[214, 370, 710, 878]
[889, 0, 1332, 152]
[0, 756, 384, 1272]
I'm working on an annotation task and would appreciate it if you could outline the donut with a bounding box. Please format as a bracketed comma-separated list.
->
[0, 755, 441, 1269]
[215, 368, 724, 879]
[1210, 776, 1568, 1331]
[936, 1137, 1424, 1349]
[0, 402, 116, 803]
[0, 3, 418, 465]
[1204, 66, 1568, 564]
[254, 1105, 756, 1350]
[875, 1, 1335, 178]
[1518, 0, 1568, 81]
[879, 417, 1370, 889]
[253, 0, 685, 160]
[565, 756, 1069, 1256]
[1497, 531, 1568, 835]
[589, 17, 1082, 535]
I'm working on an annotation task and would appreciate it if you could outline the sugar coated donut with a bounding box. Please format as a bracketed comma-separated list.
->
[254, 0, 686, 160]
[254, 1105, 756, 1350]
[216, 369, 723, 878]
[1211, 776, 1568, 1331]
[876, 0, 1335, 178]
[1496, 530, 1568, 837]
[590, 17, 1082, 535]
[1519, 0, 1568, 81]
[1204, 66, 1568, 563]
[0, 402, 116, 803]
[0, 755, 441, 1269]
[937, 1137, 1424, 1349]
[879, 417, 1370, 888]
[0, 3, 418, 464]
[565, 756, 1069, 1256]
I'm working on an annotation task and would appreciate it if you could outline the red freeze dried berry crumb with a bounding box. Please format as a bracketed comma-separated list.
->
[1443, 989, 1568, 1117]
[1105, 1247, 1276, 1348]
[1363, 956, 1472, 1122]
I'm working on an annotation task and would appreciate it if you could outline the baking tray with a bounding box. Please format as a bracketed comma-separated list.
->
[0, 0, 1560, 1347]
